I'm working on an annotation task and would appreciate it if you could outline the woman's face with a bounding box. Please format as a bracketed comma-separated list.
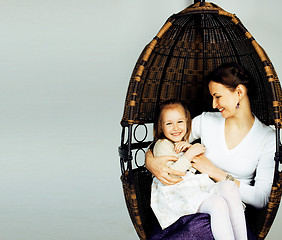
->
[208, 81, 239, 119]
[161, 105, 187, 143]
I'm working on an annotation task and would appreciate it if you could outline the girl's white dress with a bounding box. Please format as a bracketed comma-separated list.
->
[151, 139, 218, 229]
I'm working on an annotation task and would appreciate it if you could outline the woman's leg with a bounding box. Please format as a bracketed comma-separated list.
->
[197, 196, 235, 240]
[218, 181, 247, 240]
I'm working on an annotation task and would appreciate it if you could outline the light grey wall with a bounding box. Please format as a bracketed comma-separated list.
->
[0, 0, 280, 239]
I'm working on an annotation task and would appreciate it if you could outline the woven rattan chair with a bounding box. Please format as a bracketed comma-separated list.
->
[119, 1, 282, 239]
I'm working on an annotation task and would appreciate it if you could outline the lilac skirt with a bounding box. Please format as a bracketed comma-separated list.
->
[148, 213, 257, 240]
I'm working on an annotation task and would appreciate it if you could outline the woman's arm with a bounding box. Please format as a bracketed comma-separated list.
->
[145, 150, 185, 185]
[192, 154, 241, 187]
[238, 133, 275, 208]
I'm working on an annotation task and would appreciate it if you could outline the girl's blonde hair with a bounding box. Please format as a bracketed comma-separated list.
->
[153, 99, 191, 142]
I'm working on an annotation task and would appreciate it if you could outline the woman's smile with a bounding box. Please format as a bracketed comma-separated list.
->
[218, 107, 224, 113]
[209, 81, 239, 118]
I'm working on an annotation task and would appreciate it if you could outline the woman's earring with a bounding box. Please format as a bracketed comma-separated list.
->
[236, 102, 240, 109]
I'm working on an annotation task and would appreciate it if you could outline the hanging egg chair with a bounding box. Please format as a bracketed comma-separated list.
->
[119, 1, 282, 239]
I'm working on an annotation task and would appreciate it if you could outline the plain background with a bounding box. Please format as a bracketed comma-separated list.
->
[0, 0, 281, 239]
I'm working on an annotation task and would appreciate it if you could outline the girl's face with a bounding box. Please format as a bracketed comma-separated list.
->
[161, 105, 187, 143]
[208, 81, 239, 119]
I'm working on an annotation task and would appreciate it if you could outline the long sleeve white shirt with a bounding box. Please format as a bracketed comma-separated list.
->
[190, 112, 275, 208]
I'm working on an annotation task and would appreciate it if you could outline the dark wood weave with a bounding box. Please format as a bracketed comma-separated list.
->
[246, 172, 282, 239]
[121, 2, 282, 127]
[120, 1, 282, 239]
[121, 168, 156, 240]
[258, 172, 282, 239]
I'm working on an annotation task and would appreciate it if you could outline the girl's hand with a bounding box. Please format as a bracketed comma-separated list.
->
[184, 143, 206, 160]
[174, 141, 191, 154]
[145, 151, 185, 185]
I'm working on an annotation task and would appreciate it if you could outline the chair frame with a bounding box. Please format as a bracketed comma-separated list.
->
[119, 1, 282, 239]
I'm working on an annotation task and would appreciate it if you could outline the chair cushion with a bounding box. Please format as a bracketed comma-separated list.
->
[148, 213, 257, 240]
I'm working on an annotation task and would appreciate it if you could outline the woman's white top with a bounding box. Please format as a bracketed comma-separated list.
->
[190, 112, 275, 208]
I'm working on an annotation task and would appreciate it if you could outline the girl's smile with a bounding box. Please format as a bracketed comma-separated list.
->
[161, 105, 187, 143]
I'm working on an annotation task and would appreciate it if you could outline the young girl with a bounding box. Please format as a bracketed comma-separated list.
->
[150, 99, 247, 240]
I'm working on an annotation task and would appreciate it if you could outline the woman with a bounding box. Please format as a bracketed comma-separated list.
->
[145, 62, 275, 239]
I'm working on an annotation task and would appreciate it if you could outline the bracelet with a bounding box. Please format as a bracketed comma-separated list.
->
[225, 174, 235, 181]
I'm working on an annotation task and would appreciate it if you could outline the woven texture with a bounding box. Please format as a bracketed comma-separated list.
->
[121, 168, 157, 240]
[258, 173, 282, 239]
[120, 1, 282, 239]
[246, 171, 282, 240]
[121, 2, 282, 128]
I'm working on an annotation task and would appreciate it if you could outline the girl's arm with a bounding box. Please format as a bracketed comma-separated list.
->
[169, 143, 205, 174]
[145, 150, 185, 185]
[183, 143, 205, 160]
[174, 141, 191, 154]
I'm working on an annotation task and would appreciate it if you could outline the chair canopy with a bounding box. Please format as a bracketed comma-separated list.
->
[121, 2, 282, 128]
[119, 1, 282, 240]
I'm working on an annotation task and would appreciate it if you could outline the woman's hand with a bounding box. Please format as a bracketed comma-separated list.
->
[191, 154, 226, 182]
[145, 151, 185, 185]
[192, 154, 240, 186]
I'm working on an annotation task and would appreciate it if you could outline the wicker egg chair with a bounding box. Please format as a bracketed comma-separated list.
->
[119, 1, 282, 239]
